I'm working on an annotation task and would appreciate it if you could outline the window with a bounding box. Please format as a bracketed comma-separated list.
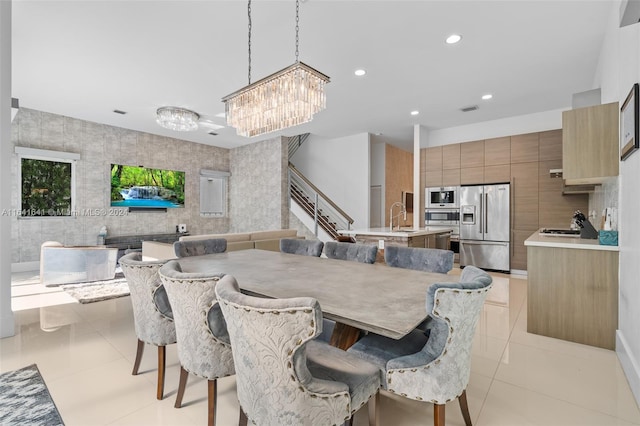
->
[15, 147, 80, 217]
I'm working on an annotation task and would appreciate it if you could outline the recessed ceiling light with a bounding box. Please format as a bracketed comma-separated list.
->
[445, 34, 462, 44]
[482, 94, 493, 100]
[410, 110, 419, 116]
[354, 69, 366, 76]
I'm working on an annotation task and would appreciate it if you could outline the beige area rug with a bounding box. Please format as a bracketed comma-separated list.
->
[59, 275, 129, 304]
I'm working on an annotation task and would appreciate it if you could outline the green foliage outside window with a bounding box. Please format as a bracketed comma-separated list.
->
[21, 158, 72, 216]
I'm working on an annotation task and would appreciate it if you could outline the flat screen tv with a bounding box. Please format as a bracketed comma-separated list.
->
[110, 164, 185, 208]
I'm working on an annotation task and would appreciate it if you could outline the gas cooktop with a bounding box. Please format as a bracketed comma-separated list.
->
[539, 228, 581, 236]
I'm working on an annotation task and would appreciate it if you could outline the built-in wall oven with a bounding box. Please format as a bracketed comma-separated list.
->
[425, 207, 460, 262]
[426, 186, 459, 209]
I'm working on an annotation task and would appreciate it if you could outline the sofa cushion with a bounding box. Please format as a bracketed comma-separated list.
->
[179, 233, 251, 243]
[249, 229, 298, 241]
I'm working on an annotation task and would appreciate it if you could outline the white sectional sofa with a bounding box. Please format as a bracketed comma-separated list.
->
[142, 229, 303, 260]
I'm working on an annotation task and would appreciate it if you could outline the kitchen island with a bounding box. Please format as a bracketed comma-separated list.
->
[339, 227, 453, 250]
[525, 230, 619, 349]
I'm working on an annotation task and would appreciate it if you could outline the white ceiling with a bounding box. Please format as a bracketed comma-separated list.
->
[12, 0, 614, 151]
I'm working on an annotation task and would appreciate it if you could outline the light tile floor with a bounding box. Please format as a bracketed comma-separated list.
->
[3, 269, 640, 426]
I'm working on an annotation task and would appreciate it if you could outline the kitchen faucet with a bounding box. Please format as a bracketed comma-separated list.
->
[389, 201, 407, 231]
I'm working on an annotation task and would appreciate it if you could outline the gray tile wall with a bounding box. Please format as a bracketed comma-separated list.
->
[229, 136, 289, 232]
[11, 108, 232, 263]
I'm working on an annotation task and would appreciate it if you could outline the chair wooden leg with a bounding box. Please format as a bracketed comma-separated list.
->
[174, 366, 189, 408]
[208, 379, 217, 426]
[156, 345, 166, 400]
[132, 339, 144, 375]
[238, 407, 248, 426]
[368, 392, 379, 426]
[458, 390, 472, 426]
[434, 403, 445, 426]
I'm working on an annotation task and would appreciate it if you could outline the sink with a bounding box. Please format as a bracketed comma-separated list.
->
[539, 228, 580, 236]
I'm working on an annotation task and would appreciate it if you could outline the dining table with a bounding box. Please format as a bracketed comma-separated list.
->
[176, 249, 459, 349]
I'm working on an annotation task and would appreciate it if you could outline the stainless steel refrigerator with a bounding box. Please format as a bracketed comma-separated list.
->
[459, 183, 510, 272]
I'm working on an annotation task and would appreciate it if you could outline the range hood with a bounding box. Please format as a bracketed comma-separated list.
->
[549, 169, 597, 194]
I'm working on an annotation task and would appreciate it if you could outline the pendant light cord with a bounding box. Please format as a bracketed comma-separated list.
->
[248, 0, 252, 84]
[295, 0, 300, 63]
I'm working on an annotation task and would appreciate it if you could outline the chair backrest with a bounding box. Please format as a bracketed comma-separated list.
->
[324, 241, 377, 264]
[384, 245, 454, 273]
[158, 260, 234, 380]
[215, 275, 352, 425]
[279, 238, 324, 257]
[386, 265, 492, 403]
[172, 238, 227, 258]
[118, 252, 176, 346]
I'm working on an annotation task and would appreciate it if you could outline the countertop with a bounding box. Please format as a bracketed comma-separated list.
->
[338, 227, 453, 238]
[524, 229, 619, 252]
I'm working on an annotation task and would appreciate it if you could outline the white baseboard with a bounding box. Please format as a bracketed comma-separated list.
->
[617, 330, 640, 408]
[11, 261, 39, 273]
[510, 269, 528, 278]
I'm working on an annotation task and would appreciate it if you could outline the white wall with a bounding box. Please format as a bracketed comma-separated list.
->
[595, 0, 640, 406]
[0, 0, 15, 338]
[291, 133, 370, 229]
[425, 109, 565, 147]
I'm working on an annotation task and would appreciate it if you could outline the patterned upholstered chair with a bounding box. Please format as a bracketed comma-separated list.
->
[215, 275, 381, 426]
[118, 252, 175, 400]
[384, 245, 454, 274]
[158, 260, 235, 426]
[347, 266, 492, 426]
[279, 238, 324, 257]
[324, 241, 378, 264]
[173, 238, 227, 258]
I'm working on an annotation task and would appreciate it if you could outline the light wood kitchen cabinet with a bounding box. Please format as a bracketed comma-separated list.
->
[460, 140, 484, 168]
[442, 143, 461, 169]
[538, 129, 562, 161]
[484, 137, 511, 165]
[484, 165, 510, 183]
[442, 168, 461, 186]
[460, 167, 484, 185]
[562, 102, 619, 184]
[510, 161, 539, 270]
[424, 146, 443, 187]
[511, 133, 539, 163]
[527, 243, 618, 350]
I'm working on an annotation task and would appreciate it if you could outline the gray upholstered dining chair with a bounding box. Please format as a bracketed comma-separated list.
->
[215, 275, 381, 426]
[118, 252, 175, 400]
[384, 245, 454, 274]
[324, 241, 378, 264]
[158, 260, 235, 426]
[280, 238, 324, 257]
[347, 266, 493, 426]
[173, 238, 227, 258]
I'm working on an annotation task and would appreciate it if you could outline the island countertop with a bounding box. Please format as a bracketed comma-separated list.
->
[338, 227, 453, 238]
[524, 229, 619, 252]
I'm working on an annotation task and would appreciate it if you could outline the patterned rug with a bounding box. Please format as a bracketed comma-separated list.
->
[0, 364, 64, 425]
[60, 274, 129, 304]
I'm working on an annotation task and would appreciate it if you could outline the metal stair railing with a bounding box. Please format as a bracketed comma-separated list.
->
[288, 133, 310, 159]
[288, 162, 353, 239]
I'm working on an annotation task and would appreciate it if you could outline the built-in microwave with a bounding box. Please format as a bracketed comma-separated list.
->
[426, 186, 459, 208]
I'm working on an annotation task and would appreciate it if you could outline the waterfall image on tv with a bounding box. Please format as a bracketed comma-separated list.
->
[111, 164, 185, 208]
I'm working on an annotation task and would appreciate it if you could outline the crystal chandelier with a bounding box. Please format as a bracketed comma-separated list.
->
[222, 0, 330, 138]
[156, 106, 200, 132]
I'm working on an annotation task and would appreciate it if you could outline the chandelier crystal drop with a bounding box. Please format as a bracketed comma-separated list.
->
[222, 0, 330, 138]
[156, 107, 200, 132]
[222, 62, 329, 138]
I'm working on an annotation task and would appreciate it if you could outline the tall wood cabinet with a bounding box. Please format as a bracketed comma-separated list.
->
[421, 129, 589, 271]
[562, 102, 619, 184]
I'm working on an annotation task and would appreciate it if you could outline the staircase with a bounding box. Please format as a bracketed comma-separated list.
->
[288, 133, 310, 159]
[288, 162, 353, 240]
